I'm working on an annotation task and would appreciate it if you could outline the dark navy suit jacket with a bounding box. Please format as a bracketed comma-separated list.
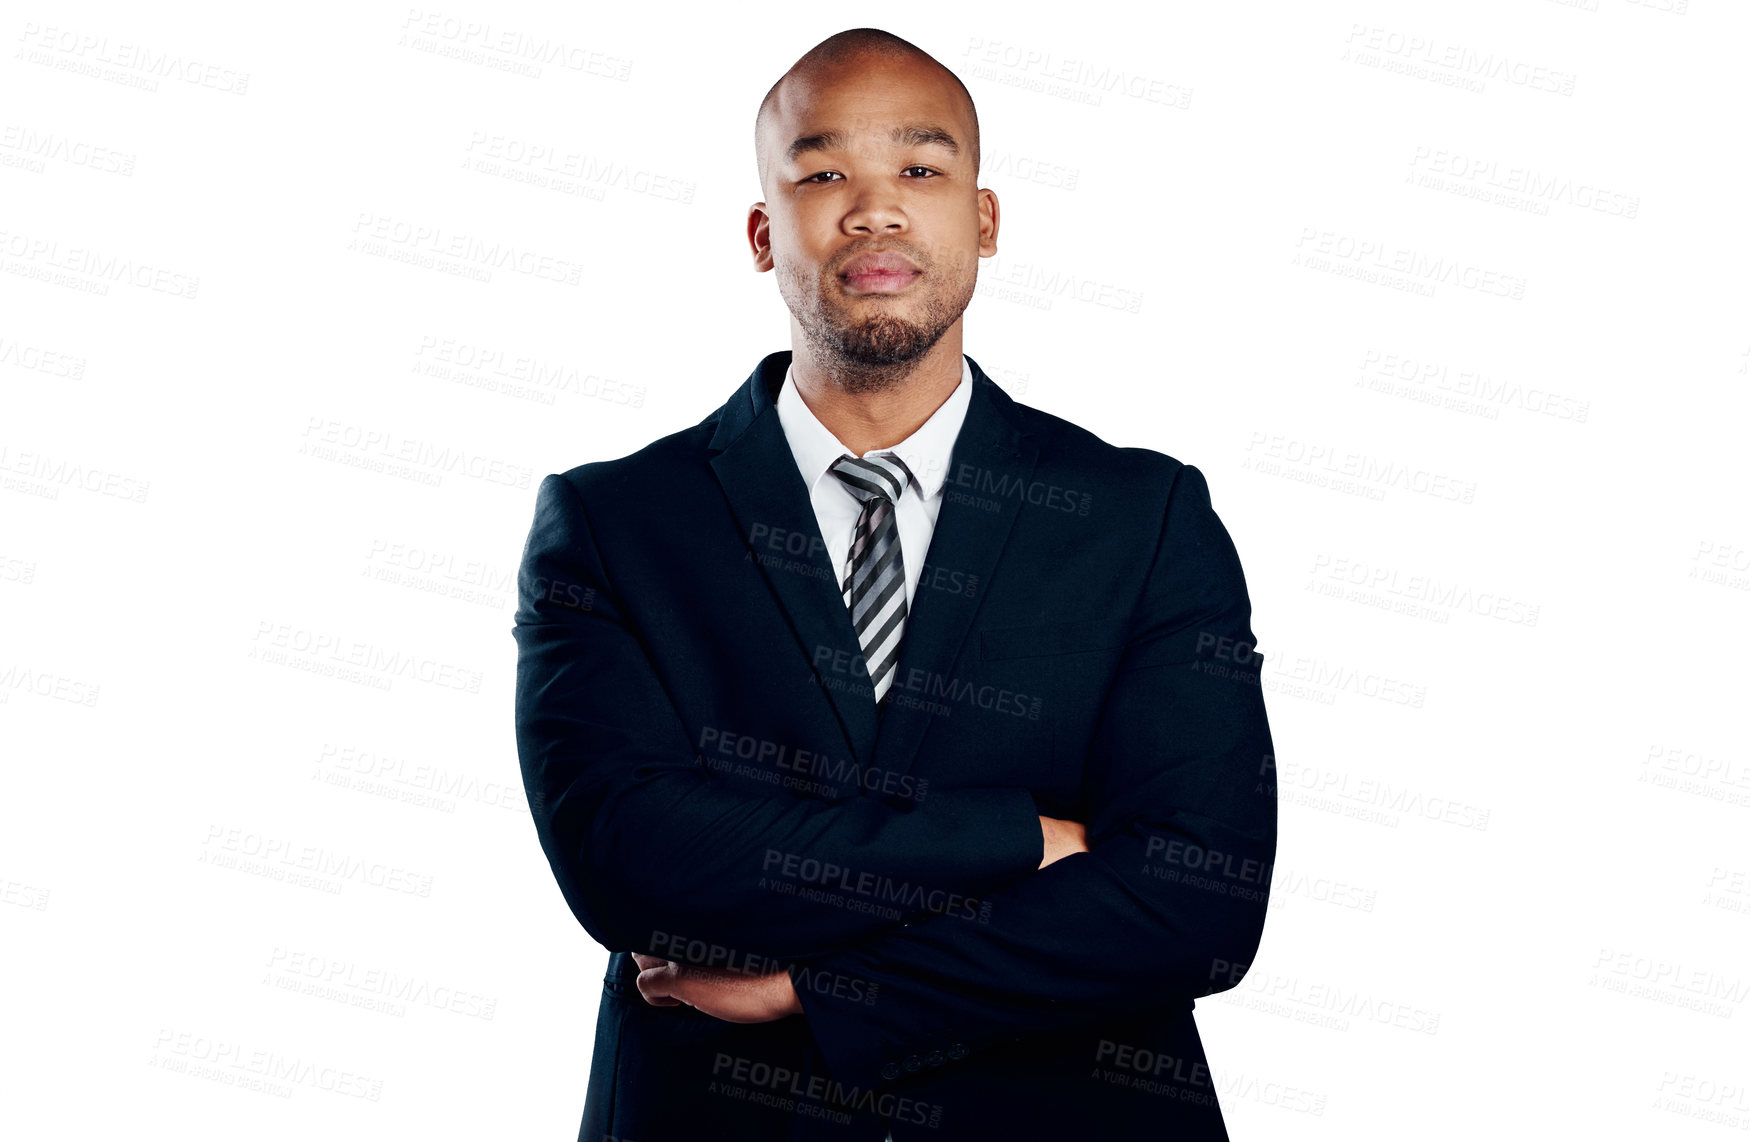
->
[512, 351, 1276, 1141]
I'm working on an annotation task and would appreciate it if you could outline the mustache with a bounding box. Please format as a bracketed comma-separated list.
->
[827, 242, 931, 272]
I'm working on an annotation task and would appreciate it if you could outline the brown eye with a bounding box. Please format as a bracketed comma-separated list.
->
[902, 166, 938, 177]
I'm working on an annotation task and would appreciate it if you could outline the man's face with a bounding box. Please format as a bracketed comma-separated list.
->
[749, 54, 997, 381]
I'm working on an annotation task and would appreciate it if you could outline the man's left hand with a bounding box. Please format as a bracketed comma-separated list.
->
[631, 954, 804, 1023]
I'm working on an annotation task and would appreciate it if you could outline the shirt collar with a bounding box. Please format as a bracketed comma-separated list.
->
[775, 356, 972, 501]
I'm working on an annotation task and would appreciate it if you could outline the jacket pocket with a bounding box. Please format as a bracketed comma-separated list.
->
[981, 617, 1130, 661]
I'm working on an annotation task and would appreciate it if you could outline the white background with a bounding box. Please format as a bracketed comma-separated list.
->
[3, 1, 1747, 1138]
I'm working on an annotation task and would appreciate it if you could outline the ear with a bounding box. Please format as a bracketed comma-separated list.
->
[977, 187, 1000, 258]
[747, 204, 774, 272]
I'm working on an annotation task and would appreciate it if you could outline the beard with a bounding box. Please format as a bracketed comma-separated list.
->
[778, 247, 975, 395]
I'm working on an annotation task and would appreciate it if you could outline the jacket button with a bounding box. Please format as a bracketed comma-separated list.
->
[925, 1050, 945, 1067]
[946, 1042, 968, 1061]
[903, 1054, 923, 1072]
[880, 1062, 902, 1081]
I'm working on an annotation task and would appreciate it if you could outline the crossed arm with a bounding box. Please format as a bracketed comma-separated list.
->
[515, 464, 1274, 1091]
[631, 813, 1092, 1019]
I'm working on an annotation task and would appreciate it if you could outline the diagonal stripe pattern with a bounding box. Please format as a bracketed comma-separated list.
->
[829, 452, 914, 708]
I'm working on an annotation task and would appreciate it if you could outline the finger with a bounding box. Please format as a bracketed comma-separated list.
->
[630, 953, 668, 972]
[635, 964, 684, 1007]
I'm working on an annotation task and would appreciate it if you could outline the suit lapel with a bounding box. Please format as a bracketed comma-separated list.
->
[709, 352, 879, 764]
[867, 354, 1038, 787]
[707, 351, 1037, 784]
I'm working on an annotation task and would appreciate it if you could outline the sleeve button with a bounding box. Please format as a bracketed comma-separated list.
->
[925, 1050, 945, 1067]
[903, 1054, 923, 1072]
[946, 1042, 968, 1061]
[880, 1062, 902, 1081]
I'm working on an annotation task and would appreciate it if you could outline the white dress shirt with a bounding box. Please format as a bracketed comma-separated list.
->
[775, 356, 973, 610]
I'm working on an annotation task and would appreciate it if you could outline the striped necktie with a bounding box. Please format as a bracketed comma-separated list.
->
[828, 452, 914, 708]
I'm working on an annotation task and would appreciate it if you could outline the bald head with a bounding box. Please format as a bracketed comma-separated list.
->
[755, 28, 980, 197]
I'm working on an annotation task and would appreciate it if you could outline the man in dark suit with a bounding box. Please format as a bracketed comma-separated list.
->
[512, 27, 1276, 1142]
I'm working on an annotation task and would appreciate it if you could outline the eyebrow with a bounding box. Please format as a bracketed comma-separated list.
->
[786, 123, 961, 165]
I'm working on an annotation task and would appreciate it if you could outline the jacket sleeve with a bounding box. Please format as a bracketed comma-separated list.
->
[512, 472, 1044, 962]
[788, 464, 1277, 1090]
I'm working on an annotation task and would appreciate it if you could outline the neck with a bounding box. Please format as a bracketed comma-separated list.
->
[787, 322, 965, 456]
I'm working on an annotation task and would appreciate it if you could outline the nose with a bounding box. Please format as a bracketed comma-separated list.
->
[843, 186, 906, 236]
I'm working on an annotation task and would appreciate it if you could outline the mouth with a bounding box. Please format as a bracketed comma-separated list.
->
[838, 252, 922, 295]
[840, 269, 921, 294]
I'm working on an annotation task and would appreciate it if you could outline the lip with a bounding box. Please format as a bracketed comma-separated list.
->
[839, 252, 921, 294]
